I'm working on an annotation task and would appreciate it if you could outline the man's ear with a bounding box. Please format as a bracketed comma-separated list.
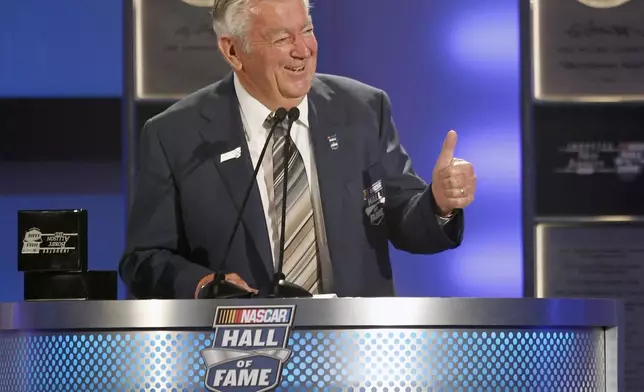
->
[218, 36, 243, 71]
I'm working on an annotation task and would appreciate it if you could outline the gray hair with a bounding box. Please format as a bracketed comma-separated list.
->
[211, 0, 311, 44]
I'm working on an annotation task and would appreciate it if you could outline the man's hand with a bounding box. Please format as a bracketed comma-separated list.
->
[431, 130, 476, 216]
[194, 272, 258, 299]
[224, 273, 258, 294]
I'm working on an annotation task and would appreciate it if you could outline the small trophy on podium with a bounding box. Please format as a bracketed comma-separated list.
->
[18, 209, 117, 301]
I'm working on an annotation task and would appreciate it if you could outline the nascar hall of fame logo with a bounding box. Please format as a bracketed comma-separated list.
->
[201, 305, 296, 392]
[21, 227, 77, 255]
[363, 179, 385, 226]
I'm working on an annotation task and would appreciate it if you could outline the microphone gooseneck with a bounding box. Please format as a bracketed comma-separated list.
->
[276, 107, 301, 278]
[272, 107, 312, 298]
[199, 107, 288, 299]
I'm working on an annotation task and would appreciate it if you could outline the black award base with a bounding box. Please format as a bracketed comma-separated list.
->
[24, 271, 117, 301]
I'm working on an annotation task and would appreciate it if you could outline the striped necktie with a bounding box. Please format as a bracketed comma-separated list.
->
[270, 115, 320, 294]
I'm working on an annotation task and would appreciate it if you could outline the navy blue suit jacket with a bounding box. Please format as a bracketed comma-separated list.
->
[119, 73, 464, 299]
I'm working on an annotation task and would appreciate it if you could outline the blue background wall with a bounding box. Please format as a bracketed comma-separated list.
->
[0, 0, 521, 300]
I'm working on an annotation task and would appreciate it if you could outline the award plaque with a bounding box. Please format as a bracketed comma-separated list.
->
[536, 222, 644, 390]
[533, 105, 644, 216]
[18, 209, 88, 272]
[532, 0, 644, 102]
[134, 0, 231, 100]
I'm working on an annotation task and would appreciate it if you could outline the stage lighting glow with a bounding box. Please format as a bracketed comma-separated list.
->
[448, 237, 523, 297]
[448, 9, 519, 72]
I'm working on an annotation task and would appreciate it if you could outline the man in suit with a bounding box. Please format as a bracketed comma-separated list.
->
[119, 0, 477, 299]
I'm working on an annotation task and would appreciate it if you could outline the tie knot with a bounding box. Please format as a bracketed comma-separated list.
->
[264, 112, 283, 126]
[265, 112, 287, 138]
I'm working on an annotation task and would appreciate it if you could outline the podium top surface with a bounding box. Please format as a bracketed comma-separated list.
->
[0, 297, 621, 331]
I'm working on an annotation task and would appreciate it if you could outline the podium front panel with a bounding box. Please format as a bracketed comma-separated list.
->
[0, 298, 622, 391]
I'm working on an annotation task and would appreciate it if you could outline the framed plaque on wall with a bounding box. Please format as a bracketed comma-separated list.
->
[534, 104, 644, 216]
[536, 222, 643, 390]
[532, 0, 644, 102]
[133, 0, 231, 100]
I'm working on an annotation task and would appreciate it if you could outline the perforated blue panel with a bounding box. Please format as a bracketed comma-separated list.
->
[0, 329, 605, 391]
[282, 330, 605, 391]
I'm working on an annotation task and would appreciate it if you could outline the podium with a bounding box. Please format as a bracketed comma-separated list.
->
[0, 298, 622, 391]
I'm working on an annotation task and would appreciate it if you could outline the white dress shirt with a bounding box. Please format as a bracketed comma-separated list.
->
[233, 74, 333, 282]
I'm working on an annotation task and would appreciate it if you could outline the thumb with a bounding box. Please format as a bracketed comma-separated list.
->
[436, 130, 458, 169]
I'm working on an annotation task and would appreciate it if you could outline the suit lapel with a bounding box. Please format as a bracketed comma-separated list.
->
[198, 74, 274, 276]
[307, 78, 351, 268]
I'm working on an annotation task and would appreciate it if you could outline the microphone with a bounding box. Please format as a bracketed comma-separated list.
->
[271, 107, 313, 298]
[197, 107, 288, 299]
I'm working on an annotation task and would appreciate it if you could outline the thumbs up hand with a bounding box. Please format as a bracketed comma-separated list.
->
[431, 130, 476, 216]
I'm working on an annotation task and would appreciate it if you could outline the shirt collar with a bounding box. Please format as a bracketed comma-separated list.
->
[233, 73, 309, 139]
